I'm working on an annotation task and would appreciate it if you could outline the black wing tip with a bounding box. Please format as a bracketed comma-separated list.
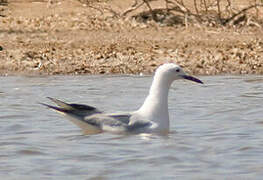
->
[39, 102, 66, 113]
[44, 97, 99, 113]
[69, 104, 97, 111]
[39, 102, 56, 109]
[46, 97, 59, 102]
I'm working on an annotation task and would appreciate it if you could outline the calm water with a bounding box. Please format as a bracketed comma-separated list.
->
[0, 75, 263, 179]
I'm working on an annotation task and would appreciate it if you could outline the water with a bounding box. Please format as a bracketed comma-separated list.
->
[0, 75, 263, 179]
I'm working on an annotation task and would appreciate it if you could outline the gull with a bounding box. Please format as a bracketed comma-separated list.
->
[41, 63, 203, 134]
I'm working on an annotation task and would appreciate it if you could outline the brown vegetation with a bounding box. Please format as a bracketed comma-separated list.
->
[0, 0, 263, 75]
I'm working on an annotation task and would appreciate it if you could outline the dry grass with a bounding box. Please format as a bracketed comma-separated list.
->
[0, 0, 262, 75]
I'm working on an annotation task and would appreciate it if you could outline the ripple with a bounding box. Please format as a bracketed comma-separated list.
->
[17, 149, 46, 156]
[241, 91, 263, 98]
[244, 78, 263, 83]
[0, 75, 263, 179]
[238, 146, 254, 151]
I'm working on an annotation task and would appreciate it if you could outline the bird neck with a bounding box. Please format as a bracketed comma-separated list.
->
[138, 72, 173, 129]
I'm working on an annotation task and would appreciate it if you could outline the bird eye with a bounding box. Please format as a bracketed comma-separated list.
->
[176, 69, 180, 72]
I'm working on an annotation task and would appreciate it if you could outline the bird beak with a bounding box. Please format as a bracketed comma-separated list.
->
[181, 75, 203, 84]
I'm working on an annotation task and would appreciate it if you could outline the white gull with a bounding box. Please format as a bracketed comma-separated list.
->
[42, 63, 203, 134]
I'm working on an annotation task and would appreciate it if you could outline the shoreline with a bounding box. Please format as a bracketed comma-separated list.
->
[0, 0, 263, 76]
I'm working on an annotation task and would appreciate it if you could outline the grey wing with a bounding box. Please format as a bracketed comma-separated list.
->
[126, 121, 153, 132]
[126, 114, 154, 133]
[84, 113, 153, 133]
[107, 113, 132, 124]
[83, 113, 132, 132]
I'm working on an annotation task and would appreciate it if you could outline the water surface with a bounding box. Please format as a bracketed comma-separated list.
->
[0, 75, 263, 179]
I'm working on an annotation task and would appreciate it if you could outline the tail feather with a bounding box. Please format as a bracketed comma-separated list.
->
[41, 98, 102, 134]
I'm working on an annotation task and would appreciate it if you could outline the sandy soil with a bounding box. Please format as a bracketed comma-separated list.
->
[0, 0, 263, 75]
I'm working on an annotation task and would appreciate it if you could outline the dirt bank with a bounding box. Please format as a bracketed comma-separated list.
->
[0, 0, 263, 75]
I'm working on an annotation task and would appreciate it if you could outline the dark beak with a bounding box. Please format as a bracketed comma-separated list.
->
[181, 75, 203, 84]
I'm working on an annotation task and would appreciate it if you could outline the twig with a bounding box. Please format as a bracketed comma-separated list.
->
[103, 6, 120, 18]
[225, 0, 233, 15]
[85, 3, 120, 18]
[253, 0, 259, 18]
[194, 0, 199, 15]
[122, 0, 144, 17]
[202, 0, 208, 13]
[173, 0, 192, 14]
[222, 3, 263, 25]
[0, 0, 7, 6]
[142, 0, 158, 21]
[86, 4, 104, 15]
[131, 0, 138, 7]
[216, 0, 222, 22]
